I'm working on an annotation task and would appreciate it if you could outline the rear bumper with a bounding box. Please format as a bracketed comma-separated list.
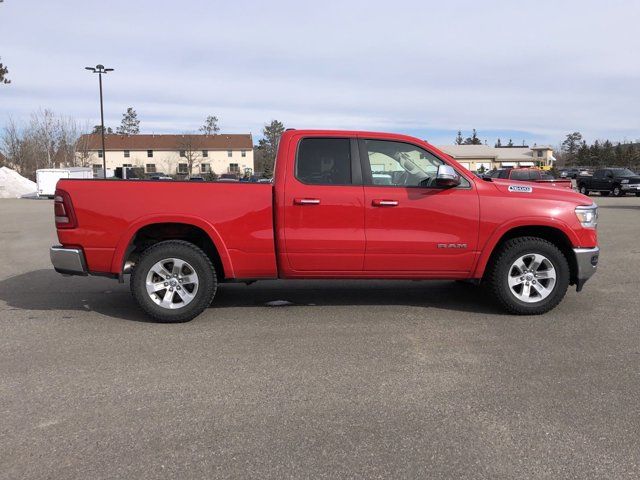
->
[573, 247, 599, 292]
[50, 246, 88, 276]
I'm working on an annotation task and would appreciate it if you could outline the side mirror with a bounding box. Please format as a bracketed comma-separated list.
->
[436, 164, 461, 188]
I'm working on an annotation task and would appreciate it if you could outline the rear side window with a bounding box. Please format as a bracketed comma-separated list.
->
[296, 138, 352, 185]
[510, 170, 530, 180]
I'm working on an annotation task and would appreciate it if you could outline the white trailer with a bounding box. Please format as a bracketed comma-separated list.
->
[36, 167, 94, 198]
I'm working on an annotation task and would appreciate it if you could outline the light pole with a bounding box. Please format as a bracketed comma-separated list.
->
[85, 64, 114, 178]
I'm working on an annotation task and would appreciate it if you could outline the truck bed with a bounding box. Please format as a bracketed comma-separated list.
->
[55, 179, 277, 278]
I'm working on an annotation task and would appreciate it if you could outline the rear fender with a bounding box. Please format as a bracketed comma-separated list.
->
[110, 214, 234, 277]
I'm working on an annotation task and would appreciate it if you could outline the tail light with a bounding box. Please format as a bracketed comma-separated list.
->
[54, 189, 77, 229]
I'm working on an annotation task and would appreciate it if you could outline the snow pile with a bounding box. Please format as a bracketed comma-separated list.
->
[0, 167, 37, 198]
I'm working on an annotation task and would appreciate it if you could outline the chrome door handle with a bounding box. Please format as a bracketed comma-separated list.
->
[294, 198, 321, 205]
[372, 199, 399, 207]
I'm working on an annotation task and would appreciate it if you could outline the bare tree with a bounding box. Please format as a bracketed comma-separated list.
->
[1, 110, 85, 178]
[177, 134, 203, 176]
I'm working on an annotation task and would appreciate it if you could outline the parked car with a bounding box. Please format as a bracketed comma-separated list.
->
[483, 168, 573, 189]
[147, 173, 173, 180]
[50, 129, 599, 322]
[189, 176, 205, 182]
[577, 168, 640, 196]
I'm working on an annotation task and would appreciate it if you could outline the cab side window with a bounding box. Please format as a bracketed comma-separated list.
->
[363, 139, 469, 188]
[296, 138, 352, 185]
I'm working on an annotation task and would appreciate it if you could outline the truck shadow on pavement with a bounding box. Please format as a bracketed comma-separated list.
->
[0, 269, 501, 322]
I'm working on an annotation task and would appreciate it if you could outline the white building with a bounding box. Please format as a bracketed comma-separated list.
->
[436, 144, 555, 172]
[77, 133, 254, 177]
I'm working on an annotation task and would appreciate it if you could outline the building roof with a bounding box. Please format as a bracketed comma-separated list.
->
[79, 133, 253, 151]
[436, 144, 552, 162]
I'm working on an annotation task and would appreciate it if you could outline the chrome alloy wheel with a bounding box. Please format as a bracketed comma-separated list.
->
[145, 258, 199, 309]
[507, 253, 557, 303]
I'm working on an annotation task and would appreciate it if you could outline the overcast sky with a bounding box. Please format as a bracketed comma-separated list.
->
[1, 0, 639, 145]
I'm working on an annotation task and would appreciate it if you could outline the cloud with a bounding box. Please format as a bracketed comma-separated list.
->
[1, 0, 639, 144]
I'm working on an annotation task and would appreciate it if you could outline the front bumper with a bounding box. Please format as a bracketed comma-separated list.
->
[573, 247, 599, 292]
[50, 246, 88, 276]
[621, 183, 640, 191]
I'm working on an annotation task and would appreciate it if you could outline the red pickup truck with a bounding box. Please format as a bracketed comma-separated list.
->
[51, 130, 599, 322]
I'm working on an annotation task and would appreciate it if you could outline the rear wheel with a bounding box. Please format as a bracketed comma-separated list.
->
[486, 237, 569, 315]
[131, 240, 217, 322]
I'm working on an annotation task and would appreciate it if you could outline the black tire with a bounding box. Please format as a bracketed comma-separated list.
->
[636, 192, 640, 197]
[612, 185, 624, 197]
[578, 184, 589, 195]
[485, 237, 570, 315]
[600, 191, 610, 196]
[131, 240, 217, 323]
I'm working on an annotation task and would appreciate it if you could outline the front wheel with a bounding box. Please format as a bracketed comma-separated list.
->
[131, 240, 217, 322]
[578, 184, 589, 195]
[612, 185, 624, 197]
[485, 237, 570, 315]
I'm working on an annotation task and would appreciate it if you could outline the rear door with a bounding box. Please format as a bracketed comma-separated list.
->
[359, 137, 479, 273]
[282, 135, 365, 272]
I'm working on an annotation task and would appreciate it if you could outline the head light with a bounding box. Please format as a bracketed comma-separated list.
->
[621, 179, 629, 184]
[575, 204, 598, 228]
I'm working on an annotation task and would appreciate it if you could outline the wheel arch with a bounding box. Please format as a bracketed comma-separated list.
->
[474, 222, 578, 285]
[111, 215, 233, 280]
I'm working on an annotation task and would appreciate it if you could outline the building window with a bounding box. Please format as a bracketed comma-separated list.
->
[124, 150, 130, 158]
[537, 150, 543, 158]
[146, 164, 156, 173]
[201, 163, 211, 173]
[122, 163, 132, 168]
[227, 150, 232, 157]
[241, 150, 246, 158]
[229, 163, 239, 173]
[147, 150, 153, 158]
[92, 164, 102, 175]
[180, 150, 186, 157]
[177, 163, 188, 174]
[98, 150, 103, 158]
[202, 150, 208, 157]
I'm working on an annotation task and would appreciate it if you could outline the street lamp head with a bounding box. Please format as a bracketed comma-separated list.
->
[85, 64, 114, 74]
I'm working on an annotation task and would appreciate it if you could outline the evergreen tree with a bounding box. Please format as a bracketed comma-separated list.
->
[0, 57, 9, 85]
[91, 125, 113, 134]
[116, 107, 140, 135]
[462, 129, 482, 145]
[199, 115, 220, 135]
[495, 138, 502, 147]
[507, 138, 514, 147]
[455, 130, 463, 145]
[258, 120, 285, 178]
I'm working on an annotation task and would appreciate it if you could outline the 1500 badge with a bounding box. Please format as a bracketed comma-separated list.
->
[508, 185, 533, 193]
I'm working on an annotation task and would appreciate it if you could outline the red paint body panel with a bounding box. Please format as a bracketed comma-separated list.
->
[55, 129, 598, 282]
[55, 180, 277, 277]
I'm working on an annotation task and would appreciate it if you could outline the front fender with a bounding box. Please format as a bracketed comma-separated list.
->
[472, 216, 579, 278]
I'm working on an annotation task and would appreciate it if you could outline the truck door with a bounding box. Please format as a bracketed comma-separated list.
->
[358, 138, 479, 273]
[282, 136, 365, 272]
[592, 170, 608, 190]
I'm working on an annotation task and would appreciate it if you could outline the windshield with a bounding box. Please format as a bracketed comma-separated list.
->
[612, 168, 635, 176]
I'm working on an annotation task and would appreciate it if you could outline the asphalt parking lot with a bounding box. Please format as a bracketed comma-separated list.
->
[1, 197, 639, 479]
